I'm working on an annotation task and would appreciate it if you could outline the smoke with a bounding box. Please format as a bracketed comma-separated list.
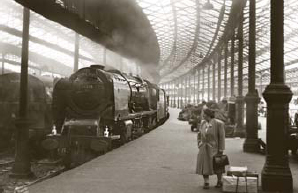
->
[103, 48, 160, 83]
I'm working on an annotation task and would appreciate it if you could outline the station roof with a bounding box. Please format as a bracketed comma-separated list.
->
[138, 0, 232, 82]
[1, 0, 298, 91]
[136, 0, 298, 94]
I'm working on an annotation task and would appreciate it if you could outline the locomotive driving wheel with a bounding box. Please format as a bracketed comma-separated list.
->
[120, 125, 131, 144]
[120, 131, 127, 145]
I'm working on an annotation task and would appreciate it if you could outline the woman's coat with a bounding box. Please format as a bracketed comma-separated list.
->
[196, 118, 225, 175]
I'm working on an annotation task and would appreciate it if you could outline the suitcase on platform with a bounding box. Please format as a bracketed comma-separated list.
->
[223, 166, 259, 193]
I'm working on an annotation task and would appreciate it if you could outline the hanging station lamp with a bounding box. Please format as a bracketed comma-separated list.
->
[203, 0, 214, 10]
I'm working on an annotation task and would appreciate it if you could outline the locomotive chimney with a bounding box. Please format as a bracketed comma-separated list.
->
[90, 64, 105, 70]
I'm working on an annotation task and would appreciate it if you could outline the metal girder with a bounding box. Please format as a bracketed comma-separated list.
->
[0, 24, 94, 62]
[0, 57, 41, 72]
[205, 4, 226, 57]
[0, 42, 72, 75]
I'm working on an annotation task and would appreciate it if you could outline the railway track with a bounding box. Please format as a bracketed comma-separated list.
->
[13, 165, 67, 193]
[0, 148, 67, 193]
[0, 124, 156, 192]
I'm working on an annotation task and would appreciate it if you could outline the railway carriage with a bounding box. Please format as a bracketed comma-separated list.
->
[0, 73, 52, 154]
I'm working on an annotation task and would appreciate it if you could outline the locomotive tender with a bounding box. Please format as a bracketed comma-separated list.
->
[45, 65, 169, 166]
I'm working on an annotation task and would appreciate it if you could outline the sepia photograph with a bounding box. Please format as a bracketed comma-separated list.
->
[0, 0, 297, 192]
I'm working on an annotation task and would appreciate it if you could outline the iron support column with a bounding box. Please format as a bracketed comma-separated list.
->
[224, 43, 228, 99]
[243, 0, 260, 153]
[173, 81, 176, 108]
[184, 77, 187, 106]
[202, 66, 205, 101]
[74, 33, 79, 72]
[212, 61, 216, 101]
[182, 79, 184, 107]
[185, 78, 187, 105]
[168, 83, 171, 107]
[10, 8, 33, 178]
[231, 34, 235, 98]
[172, 82, 174, 107]
[234, 10, 245, 138]
[180, 78, 182, 108]
[197, 68, 201, 103]
[182, 78, 185, 108]
[176, 80, 178, 108]
[208, 64, 210, 101]
[180, 80, 182, 108]
[177, 80, 179, 108]
[218, 50, 222, 102]
[2, 53, 4, 74]
[169, 83, 172, 107]
[193, 72, 196, 104]
[180, 78, 183, 108]
[261, 0, 293, 192]
[188, 75, 191, 103]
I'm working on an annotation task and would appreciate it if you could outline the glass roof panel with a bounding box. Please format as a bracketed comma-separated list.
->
[137, 0, 230, 82]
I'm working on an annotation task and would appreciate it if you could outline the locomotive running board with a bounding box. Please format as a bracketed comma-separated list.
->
[117, 110, 157, 121]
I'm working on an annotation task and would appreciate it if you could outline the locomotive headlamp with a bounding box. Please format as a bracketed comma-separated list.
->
[104, 126, 109, 137]
[52, 125, 57, 135]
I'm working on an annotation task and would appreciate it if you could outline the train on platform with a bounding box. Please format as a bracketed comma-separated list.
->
[0, 73, 54, 157]
[42, 65, 169, 167]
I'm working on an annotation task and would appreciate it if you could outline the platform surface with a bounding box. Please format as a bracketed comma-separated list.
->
[29, 108, 298, 193]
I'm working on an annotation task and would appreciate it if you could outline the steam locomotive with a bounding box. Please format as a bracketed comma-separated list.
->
[43, 65, 169, 166]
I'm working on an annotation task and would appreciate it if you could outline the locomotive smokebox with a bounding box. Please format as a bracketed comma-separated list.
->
[65, 66, 113, 116]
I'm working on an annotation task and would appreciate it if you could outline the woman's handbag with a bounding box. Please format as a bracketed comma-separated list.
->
[213, 154, 230, 169]
[213, 124, 229, 170]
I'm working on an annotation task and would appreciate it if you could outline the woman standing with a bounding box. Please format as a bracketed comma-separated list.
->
[196, 108, 225, 189]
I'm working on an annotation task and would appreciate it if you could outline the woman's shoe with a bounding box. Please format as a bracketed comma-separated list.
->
[215, 181, 223, 188]
[203, 183, 210, 189]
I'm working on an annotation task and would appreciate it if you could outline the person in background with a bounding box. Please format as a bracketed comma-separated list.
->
[196, 108, 226, 189]
[200, 100, 208, 121]
[294, 111, 298, 127]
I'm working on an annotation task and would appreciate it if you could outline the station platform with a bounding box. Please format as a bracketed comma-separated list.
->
[29, 108, 298, 193]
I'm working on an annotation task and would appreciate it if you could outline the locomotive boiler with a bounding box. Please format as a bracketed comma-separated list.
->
[44, 65, 169, 167]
